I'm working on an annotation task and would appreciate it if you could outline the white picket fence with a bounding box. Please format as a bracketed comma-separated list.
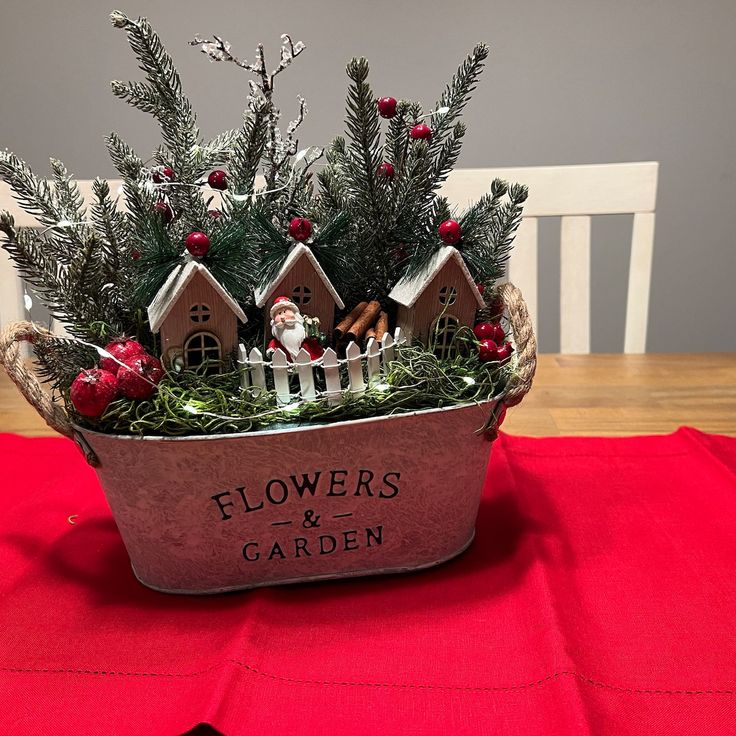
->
[237, 328, 404, 406]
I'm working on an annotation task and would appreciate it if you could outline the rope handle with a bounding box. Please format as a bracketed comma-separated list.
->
[0, 282, 536, 441]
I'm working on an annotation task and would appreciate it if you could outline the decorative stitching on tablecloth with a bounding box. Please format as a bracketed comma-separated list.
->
[1, 664, 735, 696]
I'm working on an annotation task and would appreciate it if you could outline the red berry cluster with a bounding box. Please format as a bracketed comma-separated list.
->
[473, 322, 514, 363]
[70, 339, 164, 419]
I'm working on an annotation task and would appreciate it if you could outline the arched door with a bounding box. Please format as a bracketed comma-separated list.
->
[431, 315, 459, 359]
[184, 332, 221, 368]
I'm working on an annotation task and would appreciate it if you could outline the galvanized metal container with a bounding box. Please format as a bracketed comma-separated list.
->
[76, 400, 496, 594]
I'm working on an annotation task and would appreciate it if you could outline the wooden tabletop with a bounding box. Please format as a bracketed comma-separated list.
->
[2, 353, 735, 438]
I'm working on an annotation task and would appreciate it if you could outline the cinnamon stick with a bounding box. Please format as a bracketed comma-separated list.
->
[334, 301, 367, 339]
[374, 311, 389, 343]
[347, 300, 381, 341]
[365, 327, 376, 341]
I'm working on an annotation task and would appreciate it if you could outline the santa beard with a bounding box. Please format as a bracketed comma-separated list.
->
[272, 315, 306, 358]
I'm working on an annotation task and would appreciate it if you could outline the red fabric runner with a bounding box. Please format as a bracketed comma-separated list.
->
[1, 428, 736, 735]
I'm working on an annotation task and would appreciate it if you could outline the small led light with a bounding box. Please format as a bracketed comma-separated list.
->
[462, 376, 476, 385]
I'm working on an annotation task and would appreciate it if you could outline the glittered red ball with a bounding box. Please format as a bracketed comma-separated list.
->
[117, 354, 164, 400]
[152, 166, 174, 183]
[185, 231, 210, 258]
[207, 169, 228, 191]
[410, 123, 432, 140]
[478, 339, 500, 362]
[496, 342, 514, 362]
[473, 322, 504, 343]
[70, 369, 119, 418]
[438, 219, 462, 245]
[153, 200, 174, 224]
[100, 339, 146, 376]
[377, 97, 397, 118]
[377, 162, 395, 179]
[288, 217, 313, 242]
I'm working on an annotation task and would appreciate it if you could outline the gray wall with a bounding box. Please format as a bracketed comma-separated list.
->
[1, 0, 734, 352]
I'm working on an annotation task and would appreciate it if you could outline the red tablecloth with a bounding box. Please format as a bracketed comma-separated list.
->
[1, 428, 736, 735]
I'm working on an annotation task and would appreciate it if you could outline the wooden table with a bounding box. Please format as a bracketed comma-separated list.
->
[2, 354, 735, 437]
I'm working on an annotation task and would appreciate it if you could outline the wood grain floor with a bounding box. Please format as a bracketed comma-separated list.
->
[1, 353, 735, 438]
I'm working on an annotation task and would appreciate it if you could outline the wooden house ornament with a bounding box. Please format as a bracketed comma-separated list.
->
[147, 260, 247, 369]
[254, 244, 345, 335]
[389, 246, 485, 357]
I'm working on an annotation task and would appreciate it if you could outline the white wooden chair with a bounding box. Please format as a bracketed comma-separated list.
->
[440, 162, 659, 353]
[1, 163, 658, 353]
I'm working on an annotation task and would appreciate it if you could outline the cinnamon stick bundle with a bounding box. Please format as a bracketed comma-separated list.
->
[374, 311, 389, 343]
[334, 301, 367, 339]
[365, 327, 376, 341]
[346, 300, 381, 341]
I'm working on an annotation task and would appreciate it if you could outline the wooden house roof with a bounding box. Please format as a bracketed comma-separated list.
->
[388, 246, 485, 308]
[253, 244, 345, 310]
[147, 260, 247, 333]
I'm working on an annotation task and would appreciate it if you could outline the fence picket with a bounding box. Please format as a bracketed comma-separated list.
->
[248, 347, 266, 390]
[295, 348, 316, 401]
[366, 338, 380, 384]
[237, 344, 250, 389]
[381, 332, 395, 365]
[271, 349, 291, 404]
[322, 348, 341, 406]
[346, 341, 365, 394]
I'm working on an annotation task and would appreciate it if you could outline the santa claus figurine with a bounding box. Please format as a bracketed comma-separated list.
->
[267, 296, 324, 361]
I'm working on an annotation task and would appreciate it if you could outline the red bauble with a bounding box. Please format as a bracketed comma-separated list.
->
[152, 166, 174, 183]
[70, 369, 119, 418]
[438, 219, 462, 245]
[377, 96, 397, 118]
[118, 354, 164, 400]
[473, 321, 504, 343]
[207, 170, 228, 191]
[153, 200, 173, 224]
[288, 217, 313, 242]
[478, 339, 500, 362]
[185, 231, 211, 258]
[496, 342, 514, 362]
[377, 162, 395, 179]
[208, 208, 222, 219]
[100, 338, 146, 376]
[410, 123, 432, 140]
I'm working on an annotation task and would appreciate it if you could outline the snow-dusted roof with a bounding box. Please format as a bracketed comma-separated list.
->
[254, 244, 345, 310]
[147, 260, 247, 333]
[388, 246, 485, 308]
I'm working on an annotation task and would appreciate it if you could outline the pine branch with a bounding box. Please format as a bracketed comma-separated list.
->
[0, 151, 62, 227]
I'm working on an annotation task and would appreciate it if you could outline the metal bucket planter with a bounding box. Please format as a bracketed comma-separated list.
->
[0, 283, 536, 594]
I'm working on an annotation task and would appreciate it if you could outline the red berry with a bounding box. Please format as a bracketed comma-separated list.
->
[476, 282, 486, 296]
[132, 249, 141, 261]
[208, 209, 222, 219]
[377, 97, 397, 118]
[117, 354, 163, 400]
[100, 338, 146, 376]
[438, 219, 462, 245]
[207, 170, 228, 191]
[70, 369, 119, 419]
[185, 231, 210, 258]
[478, 339, 500, 362]
[288, 217, 313, 242]
[473, 322, 505, 343]
[496, 342, 514, 362]
[152, 166, 174, 183]
[410, 123, 432, 140]
[153, 200, 173, 224]
[377, 162, 395, 179]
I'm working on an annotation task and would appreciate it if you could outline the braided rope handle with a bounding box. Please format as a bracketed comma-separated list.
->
[498, 281, 537, 408]
[0, 321, 75, 438]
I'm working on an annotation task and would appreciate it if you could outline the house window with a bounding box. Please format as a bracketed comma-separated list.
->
[431, 315, 459, 360]
[189, 304, 211, 323]
[292, 285, 312, 307]
[439, 286, 457, 306]
[184, 332, 221, 368]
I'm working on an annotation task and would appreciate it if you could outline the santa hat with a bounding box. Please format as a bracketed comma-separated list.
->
[270, 295, 299, 318]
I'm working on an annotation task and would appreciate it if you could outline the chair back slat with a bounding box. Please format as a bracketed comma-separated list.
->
[560, 215, 592, 353]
